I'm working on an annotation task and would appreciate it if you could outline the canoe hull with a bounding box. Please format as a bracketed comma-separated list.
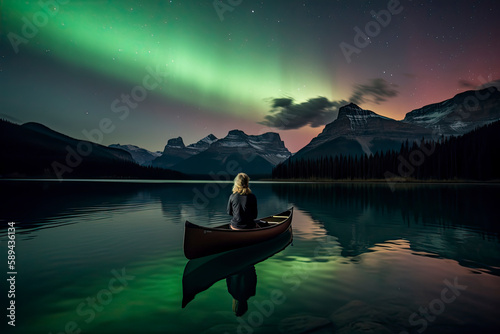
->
[183, 208, 293, 259]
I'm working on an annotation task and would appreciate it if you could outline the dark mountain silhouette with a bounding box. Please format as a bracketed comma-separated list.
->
[108, 144, 161, 166]
[4, 87, 498, 180]
[0, 119, 184, 179]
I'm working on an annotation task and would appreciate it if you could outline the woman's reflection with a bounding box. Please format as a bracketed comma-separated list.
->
[181, 227, 293, 314]
[227, 266, 257, 317]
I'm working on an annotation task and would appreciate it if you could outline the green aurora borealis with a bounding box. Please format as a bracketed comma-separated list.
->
[1, 0, 499, 151]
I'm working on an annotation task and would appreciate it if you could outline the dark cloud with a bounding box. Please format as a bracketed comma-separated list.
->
[260, 78, 398, 130]
[458, 79, 476, 89]
[271, 98, 294, 108]
[259, 97, 347, 130]
[349, 78, 399, 105]
[458, 78, 500, 91]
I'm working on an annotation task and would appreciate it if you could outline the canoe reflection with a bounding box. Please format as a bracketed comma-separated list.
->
[181, 227, 293, 316]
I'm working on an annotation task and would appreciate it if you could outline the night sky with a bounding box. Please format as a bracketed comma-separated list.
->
[1, 0, 499, 153]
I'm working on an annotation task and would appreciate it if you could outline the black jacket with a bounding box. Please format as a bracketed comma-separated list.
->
[227, 192, 258, 228]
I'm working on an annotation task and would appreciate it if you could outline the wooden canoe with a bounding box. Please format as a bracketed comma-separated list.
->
[182, 227, 293, 307]
[183, 207, 293, 259]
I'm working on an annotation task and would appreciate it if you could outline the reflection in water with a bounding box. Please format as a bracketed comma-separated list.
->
[227, 266, 257, 317]
[271, 182, 500, 275]
[271, 182, 499, 236]
[181, 227, 293, 315]
[0, 180, 289, 233]
[1, 181, 499, 333]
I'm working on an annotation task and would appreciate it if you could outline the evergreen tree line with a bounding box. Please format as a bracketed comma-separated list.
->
[273, 120, 500, 181]
[1, 152, 187, 180]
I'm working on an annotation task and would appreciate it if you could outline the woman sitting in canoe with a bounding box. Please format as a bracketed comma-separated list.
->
[227, 173, 261, 230]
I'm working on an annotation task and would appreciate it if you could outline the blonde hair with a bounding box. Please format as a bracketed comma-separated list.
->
[232, 173, 252, 195]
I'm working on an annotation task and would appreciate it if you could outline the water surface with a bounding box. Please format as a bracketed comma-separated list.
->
[1, 180, 499, 334]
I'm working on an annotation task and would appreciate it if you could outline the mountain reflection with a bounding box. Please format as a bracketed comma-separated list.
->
[271, 182, 498, 232]
[0, 181, 289, 233]
[3, 180, 498, 277]
[270, 182, 500, 275]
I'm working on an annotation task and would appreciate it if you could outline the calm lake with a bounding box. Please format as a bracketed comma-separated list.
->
[1, 180, 499, 334]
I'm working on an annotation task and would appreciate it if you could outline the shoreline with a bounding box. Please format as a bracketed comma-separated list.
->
[1, 177, 500, 185]
[259, 178, 500, 185]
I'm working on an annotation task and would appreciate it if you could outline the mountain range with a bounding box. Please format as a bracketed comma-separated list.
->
[151, 134, 218, 169]
[2, 86, 499, 179]
[292, 87, 500, 161]
[292, 103, 433, 160]
[112, 130, 292, 177]
[169, 130, 292, 176]
[403, 86, 500, 134]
